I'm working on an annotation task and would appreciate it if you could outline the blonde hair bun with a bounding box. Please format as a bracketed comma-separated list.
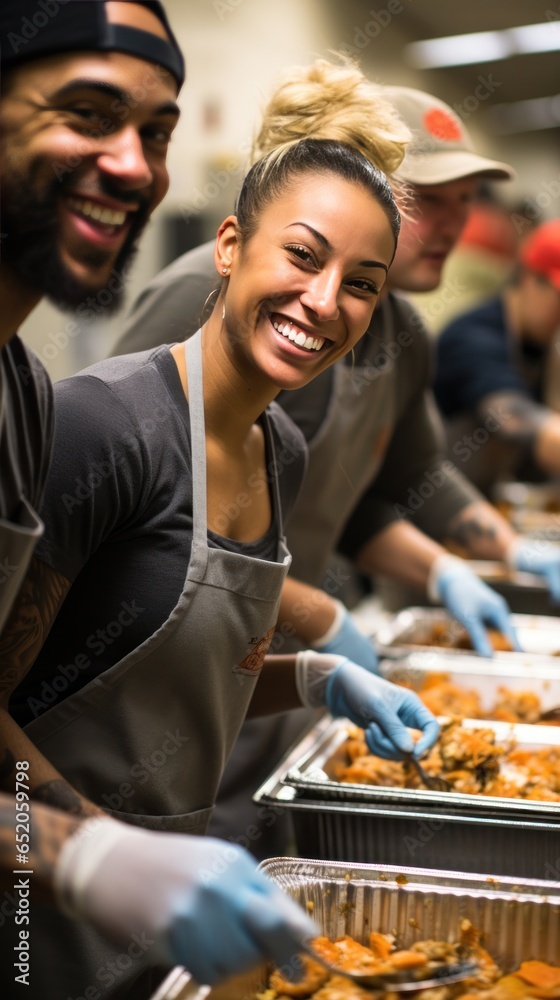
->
[251, 57, 410, 178]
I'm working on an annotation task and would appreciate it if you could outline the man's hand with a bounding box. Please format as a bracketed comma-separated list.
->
[55, 819, 317, 985]
[508, 538, 560, 603]
[429, 554, 519, 658]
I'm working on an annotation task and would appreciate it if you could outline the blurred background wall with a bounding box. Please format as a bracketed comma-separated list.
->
[19, 0, 560, 380]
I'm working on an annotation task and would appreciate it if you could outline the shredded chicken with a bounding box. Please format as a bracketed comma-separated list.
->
[259, 923, 558, 999]
[335, 720, 560, 802]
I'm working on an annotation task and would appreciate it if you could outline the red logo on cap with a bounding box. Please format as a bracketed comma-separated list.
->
[423, 108, 463, 142]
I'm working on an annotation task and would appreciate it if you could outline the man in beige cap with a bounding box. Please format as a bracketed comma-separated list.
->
[435, 219, 560, 511]
[103, 77, 560, 859]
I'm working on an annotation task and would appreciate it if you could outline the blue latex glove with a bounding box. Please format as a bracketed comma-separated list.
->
[510, 539, 560, 603]
[434, 558, 519, 658]
[56, 820, 317, 986]
[325, 659, 439, 760]
[315, 602, 379, 674]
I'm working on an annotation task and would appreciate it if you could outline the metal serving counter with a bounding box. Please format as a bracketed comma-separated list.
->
[253, 715, 560, 878]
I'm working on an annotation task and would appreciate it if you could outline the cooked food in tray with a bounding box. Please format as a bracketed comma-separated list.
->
[403, 673, 559, 726]
[412, 623, 516, 652]
[259, 920, 560, 998]
[337, 720, 560, 801]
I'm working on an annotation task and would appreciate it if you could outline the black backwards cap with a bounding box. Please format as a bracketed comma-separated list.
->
[0, 0, 185, 90]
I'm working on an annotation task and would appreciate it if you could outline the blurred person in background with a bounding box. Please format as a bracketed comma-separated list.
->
[408, 187, 520, 335]
[110, 69, 560, 860]
[0, 3, 321, 998]
[434, 219, 560, 496]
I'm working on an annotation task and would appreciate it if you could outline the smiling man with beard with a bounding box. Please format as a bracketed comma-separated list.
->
[0, 2, 186, 996]
[0, 0, 183, 629]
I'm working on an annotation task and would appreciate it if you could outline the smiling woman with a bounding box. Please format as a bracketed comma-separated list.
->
[196, 139, 399, 398]
[0, 131, 418, 998]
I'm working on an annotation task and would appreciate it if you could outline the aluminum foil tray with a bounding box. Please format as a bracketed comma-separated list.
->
[376, 607, 560, 658]
[260, 858, 560, 967]
[253, 718, 560, 876]
[281, 715, 560, 817]
[153, 861, 560, 997]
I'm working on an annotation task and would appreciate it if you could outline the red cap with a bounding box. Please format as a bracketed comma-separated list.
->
[520, 220, 560, 291]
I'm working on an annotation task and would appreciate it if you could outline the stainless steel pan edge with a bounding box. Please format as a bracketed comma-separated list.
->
[279, 715, 560, 818]
[375, 607, 560, 657]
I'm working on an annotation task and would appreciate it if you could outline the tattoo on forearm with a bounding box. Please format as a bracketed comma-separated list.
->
[34, 780, 86, 816]
[447, 516, 497, 549]
[0, 557, 70, 697]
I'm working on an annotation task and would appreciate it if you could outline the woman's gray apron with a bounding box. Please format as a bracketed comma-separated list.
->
[208, 309, 398, 854]
[23, 330, 291, 1000]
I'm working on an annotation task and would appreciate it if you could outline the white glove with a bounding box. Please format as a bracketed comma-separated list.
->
[55, 818, 316, 985]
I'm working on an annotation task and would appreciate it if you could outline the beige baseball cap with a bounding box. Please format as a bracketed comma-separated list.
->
[385, 86, 515, 184]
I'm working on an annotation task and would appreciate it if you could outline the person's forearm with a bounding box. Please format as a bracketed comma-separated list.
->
[277, 577, 338, 646]
[246, 655, 300, 717]
[0, 791, 81, 901]
[442, 501, 517, 560]
[354, 521, 444, 589]
[535, 413, 560, 475]
[0, 709, 104, 818]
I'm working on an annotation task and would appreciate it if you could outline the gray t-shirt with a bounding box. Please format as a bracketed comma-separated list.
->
[11, 346, 306, 725]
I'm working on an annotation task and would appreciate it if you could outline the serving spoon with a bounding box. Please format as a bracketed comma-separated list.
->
[402, 751, 451, 792]
[301, 944, 479, 992]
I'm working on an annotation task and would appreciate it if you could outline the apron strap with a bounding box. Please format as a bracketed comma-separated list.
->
[184, 330, 208, 547]
[184, 329, 289, 548]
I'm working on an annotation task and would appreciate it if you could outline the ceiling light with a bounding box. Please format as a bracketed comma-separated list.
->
[405, 22, 560, 69]
[486, 94, 560, 134]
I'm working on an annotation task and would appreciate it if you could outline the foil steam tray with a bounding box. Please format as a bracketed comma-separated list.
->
[253, 717, 560, 876]
[280, 715, 560, 817]
[153, 860, 560, 997]
[375, 607, 560, 658]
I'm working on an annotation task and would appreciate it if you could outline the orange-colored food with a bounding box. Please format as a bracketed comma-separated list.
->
[368, 931, 393, 959]
[420, 623, 514, 652]
[516, 962, 560, 989]
[336, 719, 560, 802]
[262, 929, 560, 999]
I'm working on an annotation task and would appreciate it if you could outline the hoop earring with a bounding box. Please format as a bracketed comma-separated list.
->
[201, 286, 220, 323]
